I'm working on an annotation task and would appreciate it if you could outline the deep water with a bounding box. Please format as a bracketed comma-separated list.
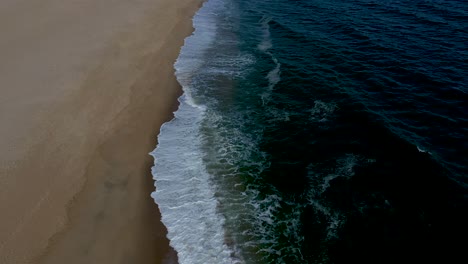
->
[152, 0, 468, 263]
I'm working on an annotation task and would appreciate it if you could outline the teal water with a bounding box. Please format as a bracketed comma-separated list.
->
[152, 0, 468, 263]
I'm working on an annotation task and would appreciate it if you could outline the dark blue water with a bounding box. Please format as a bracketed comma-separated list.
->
[152, 0, 468, 263]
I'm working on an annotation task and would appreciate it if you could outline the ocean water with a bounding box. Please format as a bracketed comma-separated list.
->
[151, 0, 468, 263]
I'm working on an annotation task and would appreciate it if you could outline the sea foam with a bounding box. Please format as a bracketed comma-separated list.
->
[150, 0, 238, 263]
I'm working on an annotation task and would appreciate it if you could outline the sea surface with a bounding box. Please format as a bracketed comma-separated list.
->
[151, 0, 468, 263]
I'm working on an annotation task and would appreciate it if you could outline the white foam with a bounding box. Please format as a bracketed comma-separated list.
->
[258, 16, 282, 106]
[307, 198, 344, 239]
[417, 145, 432, 155]
[267, 57, 281, 90]
[150, 0, 240, 263]
[310, 100, 337, 122]
[258, 17, 273, 52]
[151, 101, 235, 264]
[305, 155, 358, 239]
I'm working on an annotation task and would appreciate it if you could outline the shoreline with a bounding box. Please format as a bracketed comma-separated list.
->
[0, 0, 202, 263]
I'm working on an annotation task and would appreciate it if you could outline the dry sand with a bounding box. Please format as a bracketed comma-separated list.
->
[0, 0, 202, 263]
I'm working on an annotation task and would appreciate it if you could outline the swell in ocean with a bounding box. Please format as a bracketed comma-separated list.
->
[151, 0, 468, 263]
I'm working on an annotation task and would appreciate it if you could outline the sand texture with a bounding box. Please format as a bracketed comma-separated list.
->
[0, 0, 202, 263]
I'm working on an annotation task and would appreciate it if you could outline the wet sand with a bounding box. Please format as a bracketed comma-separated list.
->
[0, 0, 202, 263]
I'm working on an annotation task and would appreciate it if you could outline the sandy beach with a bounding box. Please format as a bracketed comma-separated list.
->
[0, 0, 202, 263]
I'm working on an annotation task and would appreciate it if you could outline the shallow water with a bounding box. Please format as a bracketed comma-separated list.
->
[152, 0, 468, 263]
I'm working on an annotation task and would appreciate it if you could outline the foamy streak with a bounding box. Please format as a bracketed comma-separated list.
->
[306, 155, 358, 240]
[259, 16, 282, 106]
[417, 146, 432, 155]
[310, 100, 337, 123]
[150, 1, 237, 263]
